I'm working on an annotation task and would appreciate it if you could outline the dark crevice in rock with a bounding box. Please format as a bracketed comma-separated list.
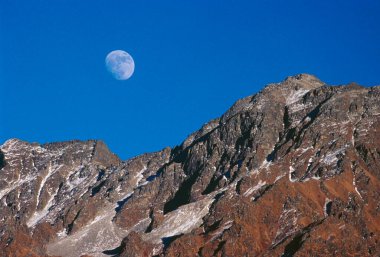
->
[197, 247, 204, 256]
[224, 170, 231, 179]
[97, 170, 106, 181]
[102, 244, 124, 255]
[202, 175, 223, 195]
[163, 169, 201, 214]
[236, 179, 243, 194]
[281, 232, 306, 257]
[336, 158, 344, 172]
[146, 169, 163, 182]
[67, 209, 82, 234]
[230, 164, 241, 182]
[115, 193, 134, 213]
[325, 201, 333, 216]
[58, 182, 64, 192]
[219, 151, 230, 167]
[214, 192, 225, 202]
[252, 184, 274, 202]
[283, 106, 291, 129]
[144, 209, 154, 233]
[355, 144, 370, 163]
[5, 237, 13, 247]
[162, 234, 183, 251]
[0, 150, 6, 169]
[206, 192, 225, 215]
[204, 219, 222, 234]
[213, 240, 226, 256]
[91, 180, 106, 196]
[170, 146, 188, 164]
[235, 122, 255, 151]
[278, 219, 324, 256]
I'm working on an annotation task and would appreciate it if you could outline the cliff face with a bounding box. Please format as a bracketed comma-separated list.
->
[1, 74, 379, 257]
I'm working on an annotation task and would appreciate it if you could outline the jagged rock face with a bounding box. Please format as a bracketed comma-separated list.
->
[1, 74, 380, 257]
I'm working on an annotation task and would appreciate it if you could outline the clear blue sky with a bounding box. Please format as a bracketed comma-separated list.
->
[1, 0, 379, 159]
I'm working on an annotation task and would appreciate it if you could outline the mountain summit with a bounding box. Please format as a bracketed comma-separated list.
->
[1, 74, 379, 256]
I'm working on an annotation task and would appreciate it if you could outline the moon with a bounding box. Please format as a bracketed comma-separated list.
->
[105, 50, 135, 80]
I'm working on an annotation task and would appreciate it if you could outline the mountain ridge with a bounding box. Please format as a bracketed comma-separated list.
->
[1, 74, 380, 256]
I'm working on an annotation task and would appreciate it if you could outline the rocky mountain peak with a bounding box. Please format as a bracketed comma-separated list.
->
[218, 74, 325, 124]
[1, 138, 31, 153]
[1, 74, 379, 257]
[283, 73, 325, 88]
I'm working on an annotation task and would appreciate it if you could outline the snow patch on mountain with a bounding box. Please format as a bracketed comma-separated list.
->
[144, 197, 215, 244]
[243, 180, 266, 197]
[286, 89, 309, 106]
